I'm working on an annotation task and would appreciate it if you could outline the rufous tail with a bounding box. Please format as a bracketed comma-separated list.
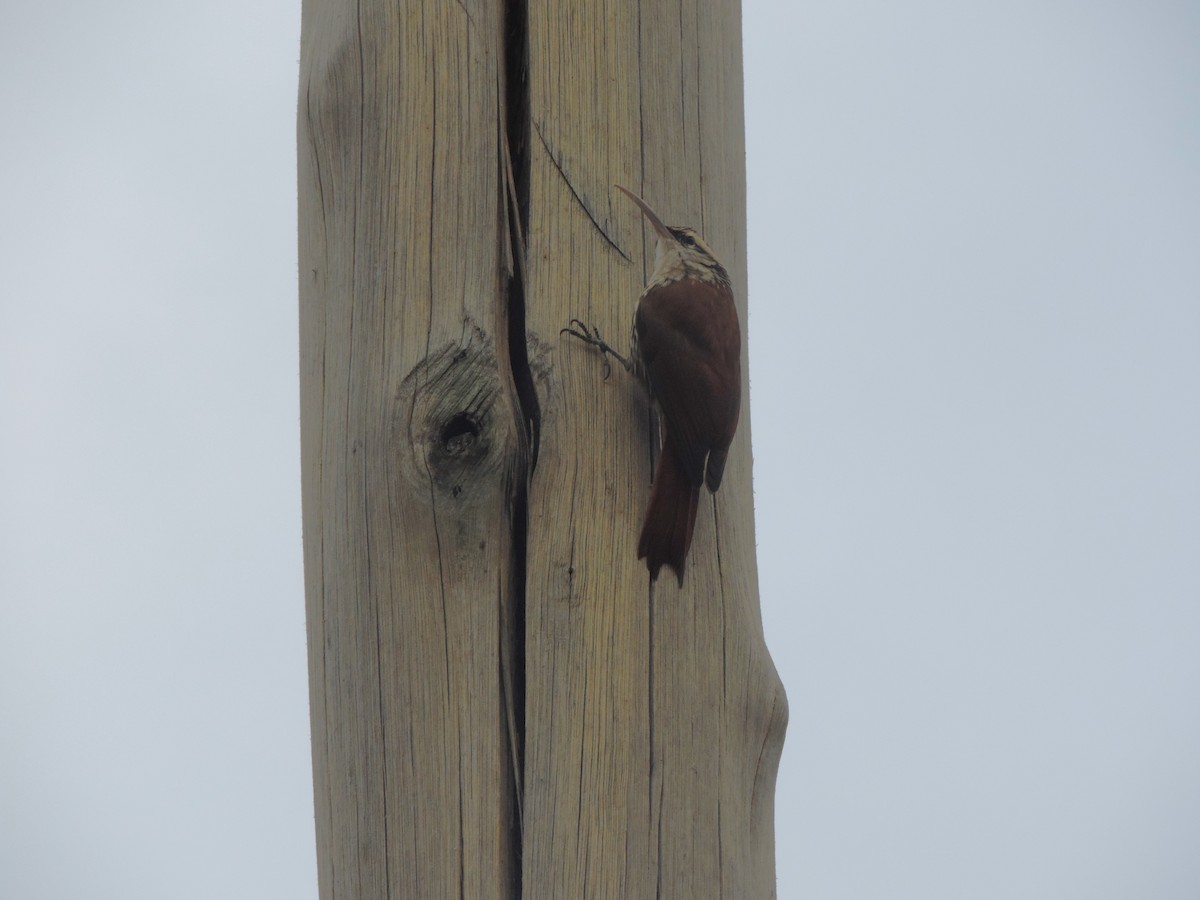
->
[637, 431, 700, 586]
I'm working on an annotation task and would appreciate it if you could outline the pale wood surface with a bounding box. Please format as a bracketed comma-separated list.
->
[523, 0, 787, 896]
[299, 0, 786, 895]
[299, 0, 520, 896]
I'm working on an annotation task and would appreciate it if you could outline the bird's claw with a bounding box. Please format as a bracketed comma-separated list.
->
[560, 317, 624, 379]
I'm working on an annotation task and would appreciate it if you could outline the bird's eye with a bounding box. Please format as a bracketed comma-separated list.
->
[681, 234, 696, 248]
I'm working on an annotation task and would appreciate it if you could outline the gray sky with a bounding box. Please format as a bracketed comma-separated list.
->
[3, 1, 1198, 898]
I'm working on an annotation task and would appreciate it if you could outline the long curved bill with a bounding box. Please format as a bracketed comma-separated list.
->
[615, 185, 674, 242]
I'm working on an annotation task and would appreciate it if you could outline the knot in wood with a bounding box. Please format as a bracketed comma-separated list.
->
[425, 401, 492, 498]
[440, 412, 482, 457]
[394, 329, 508, 502]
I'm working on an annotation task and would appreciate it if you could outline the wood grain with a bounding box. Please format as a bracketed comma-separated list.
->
[299, 0, 786, 895]
[299, 0, 520, 895]
[522, 1, 787, 895]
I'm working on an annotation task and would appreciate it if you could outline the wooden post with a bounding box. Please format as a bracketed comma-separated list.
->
[298, 0, 786, 895]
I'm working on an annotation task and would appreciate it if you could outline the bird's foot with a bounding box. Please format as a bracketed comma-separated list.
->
[560, 318, 629, 380]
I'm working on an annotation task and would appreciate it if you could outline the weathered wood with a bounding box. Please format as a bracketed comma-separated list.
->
[299, 0, 521, 896]
[522, 1, 787, 896]
[299, 0, 786, 895]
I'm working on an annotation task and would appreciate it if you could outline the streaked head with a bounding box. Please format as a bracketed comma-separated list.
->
[616, 185, 729, 288]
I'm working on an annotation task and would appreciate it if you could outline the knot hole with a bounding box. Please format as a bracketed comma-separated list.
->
[442, 412, 482, 456]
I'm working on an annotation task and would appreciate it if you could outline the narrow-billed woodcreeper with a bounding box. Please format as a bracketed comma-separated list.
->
[563, 186, 741, 585]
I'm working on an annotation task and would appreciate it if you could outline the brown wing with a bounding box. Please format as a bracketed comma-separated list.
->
[634, 278, 741, 491]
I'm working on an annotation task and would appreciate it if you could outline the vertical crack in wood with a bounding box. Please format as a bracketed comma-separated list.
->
[500, 0, 533, 894]
[502, 0, 537, 460]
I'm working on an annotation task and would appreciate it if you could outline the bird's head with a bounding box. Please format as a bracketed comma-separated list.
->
[616, 185, 729, 289]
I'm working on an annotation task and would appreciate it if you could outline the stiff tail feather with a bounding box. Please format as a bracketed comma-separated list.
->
[637, 432, 700, 585]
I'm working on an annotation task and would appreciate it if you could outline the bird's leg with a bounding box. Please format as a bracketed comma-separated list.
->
[560, 318, 630, 380]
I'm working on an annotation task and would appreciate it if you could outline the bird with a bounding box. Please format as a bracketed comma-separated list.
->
[563, 185, 741, 585]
